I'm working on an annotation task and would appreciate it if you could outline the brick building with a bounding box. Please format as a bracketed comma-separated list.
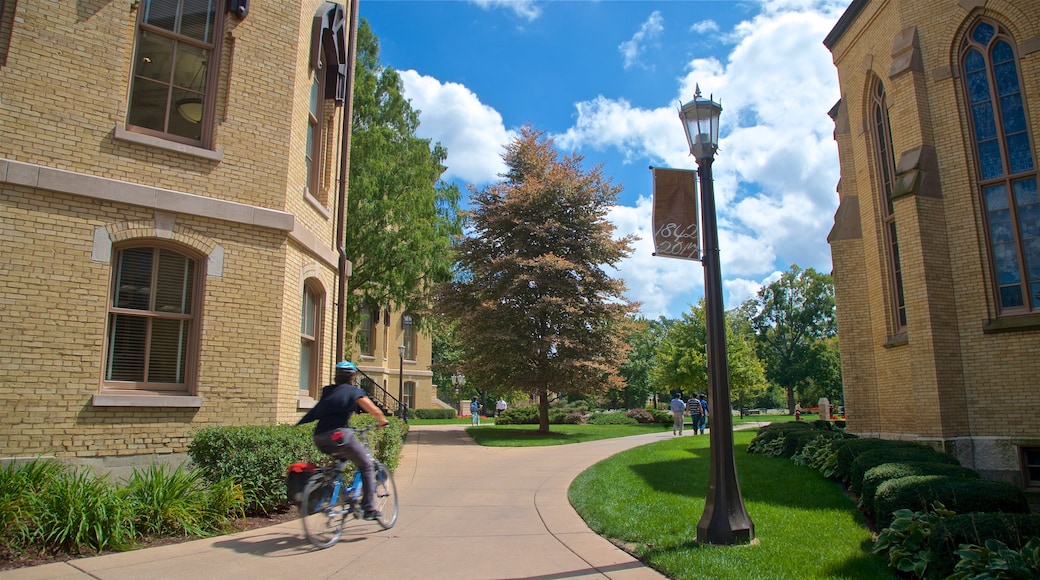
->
[825, 0, 1039, 486]
[0, 0, 434, 472]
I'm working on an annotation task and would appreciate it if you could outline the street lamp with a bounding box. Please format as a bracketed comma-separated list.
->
[451, 373, 466, 416]
[398, 344, 407, 422]
[679, 85, 755, 545]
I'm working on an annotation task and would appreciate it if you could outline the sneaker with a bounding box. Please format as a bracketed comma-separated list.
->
[363, 510, 381, 521]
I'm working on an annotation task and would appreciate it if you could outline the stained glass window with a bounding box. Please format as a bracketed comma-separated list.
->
[962, 19, 1039, 313]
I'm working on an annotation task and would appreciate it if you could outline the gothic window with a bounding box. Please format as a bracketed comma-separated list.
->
[961, 19, 1039, 314]
[870, 79, 907, 332]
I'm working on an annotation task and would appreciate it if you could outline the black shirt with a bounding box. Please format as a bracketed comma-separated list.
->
[297, 382, 365, 434]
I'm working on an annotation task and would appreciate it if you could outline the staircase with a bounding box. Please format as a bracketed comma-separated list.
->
[359, 377, 408, 421]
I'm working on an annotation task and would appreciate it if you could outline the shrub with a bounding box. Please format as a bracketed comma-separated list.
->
[927, 513, 1040, 578]
[791, 432, 845, 469]
[873, 475, 1029, 529]
[831, 438, 929, 484]
[411, 408, 456, 419]
[748, 421, 820, 455]
[872, 502, 955, 579]
[496, 406, 538, 425]
[188, 417, 406, 514]
[121, 464, 244, 537]
[860, 461, 979, 515]
[625, 408, 655, 424]
[849, 447, 958, 496]
[588, 411, 638, 425]
[650, 409, 673, 424]
[563, 411, 587, 424]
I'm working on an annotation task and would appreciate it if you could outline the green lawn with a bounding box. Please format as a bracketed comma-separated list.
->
[466, 423, 671, 446]
[568, 430, 894, 579]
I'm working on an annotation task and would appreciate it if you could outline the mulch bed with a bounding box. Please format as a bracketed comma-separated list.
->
[0, 507, 300, 572]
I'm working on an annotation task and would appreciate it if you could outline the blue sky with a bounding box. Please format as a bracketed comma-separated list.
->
[359, 0, 853, 318]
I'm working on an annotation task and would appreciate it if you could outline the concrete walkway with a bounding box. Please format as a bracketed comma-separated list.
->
[6, 424, 696, 580]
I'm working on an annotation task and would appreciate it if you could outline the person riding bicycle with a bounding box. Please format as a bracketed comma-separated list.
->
[297, 360, 389, 521]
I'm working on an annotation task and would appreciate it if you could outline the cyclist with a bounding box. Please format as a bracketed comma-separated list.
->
[297, 360, 389, 521]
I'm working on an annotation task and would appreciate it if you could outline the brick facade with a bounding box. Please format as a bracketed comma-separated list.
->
[826, 0, 1040, 485]
[0, 0, 434, 473]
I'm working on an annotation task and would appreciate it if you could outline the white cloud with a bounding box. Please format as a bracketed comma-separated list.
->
[468, 0, 541, 21]
[559, 2, 844, 314]
[689, 19, 720, 34]
[398, 70, 514, 184]
[618, 11, 664, 69]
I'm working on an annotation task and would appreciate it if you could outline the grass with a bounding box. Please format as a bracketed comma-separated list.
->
[568, 430, 894, 580]
[467, 423, 670, 446]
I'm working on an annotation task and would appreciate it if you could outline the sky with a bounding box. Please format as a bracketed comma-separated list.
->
[358, 0, 854, 319]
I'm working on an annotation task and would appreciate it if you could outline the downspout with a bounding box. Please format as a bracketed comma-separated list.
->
[335, 0, 360, 361]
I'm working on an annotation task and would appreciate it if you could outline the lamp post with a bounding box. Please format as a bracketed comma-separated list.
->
[451, 373, 465, 416]
[398, 344, 407, 422]
[679, 85, 754, 545]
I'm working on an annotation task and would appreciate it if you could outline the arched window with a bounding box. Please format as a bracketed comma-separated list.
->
[961, 19, 1039, 314]
[126, 0, 225, 147]
[307, 2, 348, 205]
[300, 281, 325, 396]
[104, 245, 200, 392]
[870, 79, 907, 332]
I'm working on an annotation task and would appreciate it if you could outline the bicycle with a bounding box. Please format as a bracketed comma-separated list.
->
[299, 426, 398, 548]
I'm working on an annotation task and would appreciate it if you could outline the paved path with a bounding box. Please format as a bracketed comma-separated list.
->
[7, 424, 695, 580]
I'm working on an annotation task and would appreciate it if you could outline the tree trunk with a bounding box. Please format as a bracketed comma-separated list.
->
[786, 385, 796, 415]
[538, 387, 550, 433]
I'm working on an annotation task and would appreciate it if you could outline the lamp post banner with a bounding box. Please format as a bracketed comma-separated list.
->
[651, 167, 700, 261]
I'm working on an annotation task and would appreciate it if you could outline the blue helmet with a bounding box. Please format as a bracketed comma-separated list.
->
[334, 361, 358, 383]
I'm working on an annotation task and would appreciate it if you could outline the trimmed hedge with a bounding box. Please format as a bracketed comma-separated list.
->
[496, 406, 538, 425]
[849, 447, 958, 496]
[188, 415, 406, 514]
[411, 408, 457, 419]
[859, 461, 979, 514]
[873, 475, 1029, 528]
[831, 438, 930, 484]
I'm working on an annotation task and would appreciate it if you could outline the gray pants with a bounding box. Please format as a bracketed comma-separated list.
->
[314, 428, 377, 513]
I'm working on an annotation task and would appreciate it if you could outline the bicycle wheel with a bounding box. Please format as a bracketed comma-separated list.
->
[300, 473, 346, 548]
[372, 462, 398, 529]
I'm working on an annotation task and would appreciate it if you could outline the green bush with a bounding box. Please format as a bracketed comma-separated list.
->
[411, 408, 457, 419]
[790, 432, 846, 469]
[588, 411, 638, 425]
[849, 447, 958, 496]
[496, 405, 539, 425]
[860, 461, 979, 515]
[927, 512, 1040, 578]
[189, 418, 405, 514]
[831, 438, 928, 484]
[0, 459, 64, 551]
[650, 409, 673, 424]
[121, 464, 244, 537]
[873, 475, 1030, 529]
[188, 423, 322, 513]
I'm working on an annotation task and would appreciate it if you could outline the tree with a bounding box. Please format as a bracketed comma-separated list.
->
[435, 127, 638, 432]
[618, 316, 673, 408]
[652, 300, 766, 413]
[343, 20, 464, 341]
[743, 265, 837, 414]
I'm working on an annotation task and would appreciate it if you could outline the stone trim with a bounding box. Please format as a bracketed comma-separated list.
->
[91, 394, 203, 408]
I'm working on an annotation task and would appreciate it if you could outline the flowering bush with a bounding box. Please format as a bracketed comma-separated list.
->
[624, 408, 655, 424]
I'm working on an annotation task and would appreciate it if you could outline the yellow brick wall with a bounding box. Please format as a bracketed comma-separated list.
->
[827, 0, 1040, 483]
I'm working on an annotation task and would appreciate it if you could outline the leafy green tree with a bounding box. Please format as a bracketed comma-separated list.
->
[797, 336, 843, 410]
[435, 127, 638, 432]
[652, 300, 766, 413]
[617, 316, 673, 408]
[743, 265, 837, 413]
[344, 20, 464, 340]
